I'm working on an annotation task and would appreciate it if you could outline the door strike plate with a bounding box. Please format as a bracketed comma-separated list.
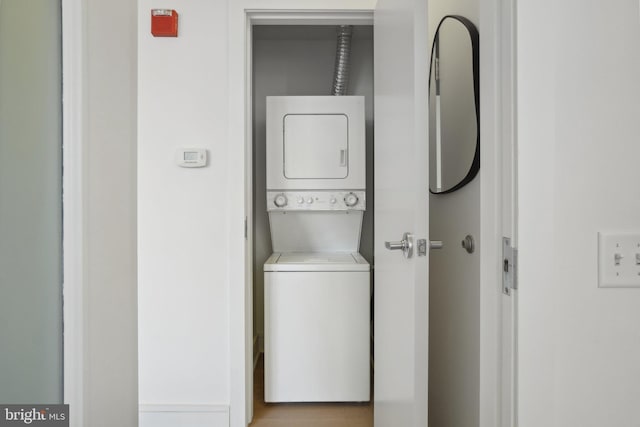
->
[503, 237, 518, 295]
[417, 239, 427, 256]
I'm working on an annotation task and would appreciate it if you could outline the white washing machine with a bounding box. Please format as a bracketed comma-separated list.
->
[264, 96, 370, 402]
[264, 250, 370, 402]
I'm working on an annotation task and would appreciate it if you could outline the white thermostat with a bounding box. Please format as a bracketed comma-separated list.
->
[176, 148, 207, 168]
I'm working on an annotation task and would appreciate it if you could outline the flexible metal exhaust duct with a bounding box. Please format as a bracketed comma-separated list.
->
[331, 25, 353, 96]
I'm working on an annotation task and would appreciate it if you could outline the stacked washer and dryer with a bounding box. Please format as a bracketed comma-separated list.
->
[264, 95, 370, 403]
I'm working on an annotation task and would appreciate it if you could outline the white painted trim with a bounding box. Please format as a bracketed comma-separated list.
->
[503, 0, 519, 424]
[227, 5, 251, 426]
[477, 0, 520, 425]
[228, 6, 374, 427]
[501, 0, 519, 245]
[477, 0, 519, 425]
[139, 404, 229, 414]
[139, 405, 230, 427]
[62, 0, 86, 426]
[478, 0, 503, 424]
[247, 9, 373, 25]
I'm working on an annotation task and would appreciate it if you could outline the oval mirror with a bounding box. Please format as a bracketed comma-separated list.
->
[429, 15, 480, 194]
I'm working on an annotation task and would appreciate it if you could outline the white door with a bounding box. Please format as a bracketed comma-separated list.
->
[373, 0, 430, 426]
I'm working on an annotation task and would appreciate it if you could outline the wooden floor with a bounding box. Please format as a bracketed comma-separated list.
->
[249, 356, 373, 427]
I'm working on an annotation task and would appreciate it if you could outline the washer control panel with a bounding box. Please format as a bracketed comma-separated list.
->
[267, 191, 366, 211]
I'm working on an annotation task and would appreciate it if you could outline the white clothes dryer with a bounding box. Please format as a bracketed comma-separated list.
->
[266, 96, 366, 191]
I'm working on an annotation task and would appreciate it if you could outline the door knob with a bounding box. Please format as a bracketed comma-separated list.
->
[385, 232, 414, 258]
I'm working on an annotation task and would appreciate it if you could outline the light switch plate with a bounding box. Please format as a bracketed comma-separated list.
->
[598, 232, 640, 288]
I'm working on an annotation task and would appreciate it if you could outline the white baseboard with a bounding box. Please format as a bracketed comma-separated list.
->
[139, 404, 229, 427]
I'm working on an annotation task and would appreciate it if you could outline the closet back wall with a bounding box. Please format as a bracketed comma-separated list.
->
[252, 25, 374, 352]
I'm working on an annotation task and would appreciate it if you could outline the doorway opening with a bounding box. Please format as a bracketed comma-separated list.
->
[249, 22, 374, 426]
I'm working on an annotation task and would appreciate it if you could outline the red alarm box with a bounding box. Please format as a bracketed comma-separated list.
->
[151, 9, 178, 37]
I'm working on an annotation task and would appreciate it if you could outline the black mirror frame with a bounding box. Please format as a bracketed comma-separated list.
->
[428, 15, 480, 195]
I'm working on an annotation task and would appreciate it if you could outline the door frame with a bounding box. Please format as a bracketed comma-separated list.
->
[227, 0, 515, 426]
[227, 6, 375, 426]
[497, 0, 519, 423]
[478, 0, 519, 424]
[62, 0, 86, 426]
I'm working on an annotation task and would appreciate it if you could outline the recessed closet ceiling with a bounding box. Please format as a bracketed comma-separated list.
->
[253, 25, 373, 41]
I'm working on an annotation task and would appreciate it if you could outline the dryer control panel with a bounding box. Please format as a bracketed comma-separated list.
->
[267, 191, 366, 211]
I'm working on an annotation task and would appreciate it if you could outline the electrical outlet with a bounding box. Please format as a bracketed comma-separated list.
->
[598, 232, 640, 288]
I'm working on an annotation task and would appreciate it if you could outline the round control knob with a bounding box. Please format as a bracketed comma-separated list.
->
[306, 197, 314, 204]
[329, 197, 337, 205]
[274, 194, 288, 208]
[344, 192, 359, 207]
[297, 197, 304, 204]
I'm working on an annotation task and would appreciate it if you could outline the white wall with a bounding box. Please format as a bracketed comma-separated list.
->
[137, 0, 230, 425]
[518, 0, 640, 425]
[0, 0, 62, 404]
[251, 25, 374, 352]
[426, 0, 481, 426]
[138, 2, 375, 426]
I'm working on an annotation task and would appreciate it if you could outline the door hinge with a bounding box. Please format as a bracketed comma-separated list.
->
[244, 217, 248, 240]
[503, 237, 518, 295]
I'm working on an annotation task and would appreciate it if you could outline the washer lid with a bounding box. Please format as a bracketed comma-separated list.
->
[279, 252, 357, 264]
[264, 252, 370, 272]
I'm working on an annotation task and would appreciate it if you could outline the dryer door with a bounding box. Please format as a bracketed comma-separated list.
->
[266, 96, 365, 190]
[284, 114, 348, 179]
